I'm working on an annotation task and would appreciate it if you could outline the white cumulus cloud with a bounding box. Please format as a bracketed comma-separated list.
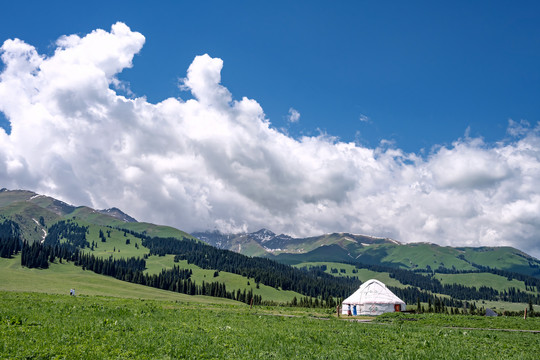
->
[1, 23, 540, 258]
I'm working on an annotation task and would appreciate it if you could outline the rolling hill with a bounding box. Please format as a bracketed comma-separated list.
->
[2, 188, 540, 310]
[0, 189, 347, 304]
[5, 187, 537, 279]
[0, 188, 194, 243]
[193, 228, 540, 277]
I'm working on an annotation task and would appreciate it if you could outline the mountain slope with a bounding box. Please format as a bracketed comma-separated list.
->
[193, 229, 540, 278]
[0, 189, 195, 243]
[0, 255, 238, 304]
[192, 229, 398, 257]
[2, 187, 540, 309]
[0, 189, 352, 304]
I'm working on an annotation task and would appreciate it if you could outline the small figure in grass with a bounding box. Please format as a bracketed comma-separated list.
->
[70, 289, 75, 296]
[347, 304, 352, 316]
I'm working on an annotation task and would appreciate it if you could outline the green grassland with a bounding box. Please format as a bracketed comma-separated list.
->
[295, 261, 406, 288]
[0, 249, 301, 304]
[435, 272, 531, 293]
[459, 247, 539, 274]
[377, 243, 476, 270]
[291, 233, 356, 252]
[234, 240, 268, 257]
[1, 291, 539, 359]
[73, 226, 303, 303]
[0, 256, 238, 304]
[0, 189, 38, 207]
[83, 223, 149, 259]
[474, 299, 540, 313]
[145, 255, 303, 303]
[67, 206, 194, 240]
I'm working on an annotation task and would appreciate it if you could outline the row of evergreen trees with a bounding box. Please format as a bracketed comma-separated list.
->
[421, 264, 540, 291]
[2, 218, 540, 309]
[389, 267, 502, 301]
[44, 220, 90, 248]
[0, 219, 21, 258]
[110, 227, 360, 299]
[388, 266, 540, 304]
[139, 235, 359, 299]
[1, 232, 265, 305]
[0, 237, 21, 258]
[20, 241, 50, 269]
[288, 295, 340, 308]
[308, 260, 540, 306]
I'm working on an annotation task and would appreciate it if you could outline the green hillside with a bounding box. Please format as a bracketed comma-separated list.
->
[67, 206, 195, 241]
[83, 223, 150, 259]
[0, 255, 238, 304]
[1, 189, 298, 305]
[0, 189, 39, 207]
[274, 244, 351, 265]
[0, 201, 61, 243]
[274, 241, 540, 277]
[144, 256, 302, 303]
[197, 225, 540, 278]
[295, 262, 406, 288]
[0, 189, 195, 246]
[434, 272, 532, 294]
[294, 260, 540, 313]
[2, 188, 540, 310]
[296, 260, 538, 294]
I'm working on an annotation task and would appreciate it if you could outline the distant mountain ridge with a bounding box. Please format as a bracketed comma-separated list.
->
[193, 229, 540, 278]
[192, 228, 398, 257]
[2, 188, 540, 278]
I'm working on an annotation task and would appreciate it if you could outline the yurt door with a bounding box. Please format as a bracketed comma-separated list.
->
[394, 304, 401, 312]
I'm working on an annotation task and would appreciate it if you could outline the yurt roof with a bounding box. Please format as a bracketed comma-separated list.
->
[343, 279, 405, 305]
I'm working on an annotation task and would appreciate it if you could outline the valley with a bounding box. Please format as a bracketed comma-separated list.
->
[1, 188, 540, 314]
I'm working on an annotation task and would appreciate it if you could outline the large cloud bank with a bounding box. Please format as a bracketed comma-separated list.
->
[1, 23, 539, 258]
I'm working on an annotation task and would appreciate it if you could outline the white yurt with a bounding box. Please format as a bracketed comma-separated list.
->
[342, 279, 406, 315]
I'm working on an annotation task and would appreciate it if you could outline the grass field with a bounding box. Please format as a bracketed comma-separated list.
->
[295, 261, 406, 288]
[145, 255, 303, 303]
[434, 272, 530, 293]
[84, 224, 149, 259]
[1, 291, 539, 359]
[374, 243, 478, 270]
[0, 252, 301, 304]
[0, 256, 239, 305]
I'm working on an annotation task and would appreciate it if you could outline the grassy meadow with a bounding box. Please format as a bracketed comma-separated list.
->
[434, 272, 531, 293]
[2, 291, 540, 359]
[295, 261, 406, 288]
[72, 224, 302, 303]
[2, 255, 540, 359]
[145, 256, 302, 303]
[0, 256, 238, 304]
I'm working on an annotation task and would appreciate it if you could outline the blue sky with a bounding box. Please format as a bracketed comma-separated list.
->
[2, 1, 538, 153]
[1, 1, 540, 257]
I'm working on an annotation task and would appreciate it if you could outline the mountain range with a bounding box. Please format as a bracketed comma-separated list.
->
[2, 188, 540, 278]
[194, 229, 540, 278]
